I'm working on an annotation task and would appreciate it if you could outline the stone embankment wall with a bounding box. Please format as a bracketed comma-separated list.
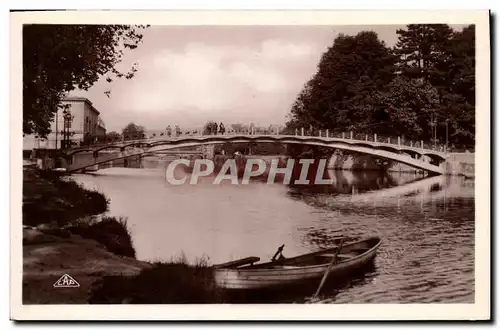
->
[442, 153, 475, 177]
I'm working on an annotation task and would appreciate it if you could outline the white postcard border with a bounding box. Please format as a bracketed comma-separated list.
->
[9, 9, 491, 321]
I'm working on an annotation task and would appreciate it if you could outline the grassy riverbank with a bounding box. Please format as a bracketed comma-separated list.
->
[22, 167, 221, 304]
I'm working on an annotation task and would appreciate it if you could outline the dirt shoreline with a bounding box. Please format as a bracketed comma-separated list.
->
[23, 226, 151, 304]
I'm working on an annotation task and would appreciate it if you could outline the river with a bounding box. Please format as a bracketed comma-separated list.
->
[73, 164, 475, 303]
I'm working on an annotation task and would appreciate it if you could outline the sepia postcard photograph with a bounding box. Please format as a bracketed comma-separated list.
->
[10, 9, 491, 321]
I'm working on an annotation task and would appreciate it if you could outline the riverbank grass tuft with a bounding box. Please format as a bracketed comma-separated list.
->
[68, 216, 136, 258]
[90, 257, 224, 304]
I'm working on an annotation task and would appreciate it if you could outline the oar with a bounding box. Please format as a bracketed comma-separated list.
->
[310, 238, 345, 301]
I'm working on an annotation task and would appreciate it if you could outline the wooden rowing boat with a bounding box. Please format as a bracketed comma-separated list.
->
[213, 236, 382, 290]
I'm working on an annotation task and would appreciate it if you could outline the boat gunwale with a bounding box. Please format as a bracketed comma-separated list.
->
[214, 236, 382, 273]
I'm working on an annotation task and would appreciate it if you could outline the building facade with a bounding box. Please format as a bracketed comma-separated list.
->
[23, 96, 106, 150]
[96, 117, 106, 140]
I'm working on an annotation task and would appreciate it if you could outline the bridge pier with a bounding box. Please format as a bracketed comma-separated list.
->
[374, 133, 377, 143]
[350, 131, 353, 139]
[57, 156, 69, 169]
[301, 128, 304, 136]
[202, 145, 215, 159]
[326, 129, 329, 138]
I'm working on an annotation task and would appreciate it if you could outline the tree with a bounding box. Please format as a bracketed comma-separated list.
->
[231, 123, 243, 133]
[122, 123, 145, 141]
[394, 24, 454, 82]
[395, 24, 475, 147]
[432, 25, 475, 147]
[287, 31, 396, 133]
[23, 24, 148, 138]
[378, 76, 439, 139]
[106, 131, 122, 142]
[285, 25, 475, 149]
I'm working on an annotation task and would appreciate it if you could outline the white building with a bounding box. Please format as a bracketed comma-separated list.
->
[23, 97, 106, 150]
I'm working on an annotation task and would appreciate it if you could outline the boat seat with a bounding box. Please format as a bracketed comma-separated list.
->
[319, 253, 337, 258]
[320, 252, 358, 259]
[337, 253, 359, 258]
[214, 256, 260, 269]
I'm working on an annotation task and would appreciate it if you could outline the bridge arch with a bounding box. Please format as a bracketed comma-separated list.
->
[421, 152, 446, 161]
[399, 148, 423, 159]
[93, 145, 125, 153]
[67, 148, 95, 157]
[65, 136, 445, 175]
[120, 142, 153, 150]
[422, 153, 446, 166]
[375, 145, 402, 154]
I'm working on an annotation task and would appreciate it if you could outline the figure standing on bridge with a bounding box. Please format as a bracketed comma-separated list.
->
[219, 122, 225, 135]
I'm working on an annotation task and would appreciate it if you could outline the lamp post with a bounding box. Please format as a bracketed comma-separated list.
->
[445, 119, 449, 153]
[62, 109, 73, 149]
[434, 115, 438, 150]
[55, 110, 59, 150]
[430, 113, 437, 150]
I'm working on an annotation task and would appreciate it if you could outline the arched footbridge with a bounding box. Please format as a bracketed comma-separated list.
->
[61, 134, 448, 175]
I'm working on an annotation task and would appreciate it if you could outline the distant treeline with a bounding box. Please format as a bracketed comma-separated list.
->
[286, 24, 475, 149]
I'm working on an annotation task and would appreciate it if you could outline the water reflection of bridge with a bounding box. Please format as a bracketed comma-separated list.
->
[348, 174, 474, 206]
[289, 170, 473, 213]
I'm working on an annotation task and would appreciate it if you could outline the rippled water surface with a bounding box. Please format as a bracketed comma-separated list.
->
[74, 166, 475, 303]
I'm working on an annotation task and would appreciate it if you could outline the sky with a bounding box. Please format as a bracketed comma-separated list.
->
[70, 25, 466, 133]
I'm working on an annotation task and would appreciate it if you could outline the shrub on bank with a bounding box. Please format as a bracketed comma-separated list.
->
[23, 168, 137, 260]
[89, 260, 224, 304]
[22, 167, 109, 226]
[68, 216, 136, 258]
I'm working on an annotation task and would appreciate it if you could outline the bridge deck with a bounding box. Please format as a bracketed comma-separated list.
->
[63, 134, 445, 175]
[65, 134, 447, 157]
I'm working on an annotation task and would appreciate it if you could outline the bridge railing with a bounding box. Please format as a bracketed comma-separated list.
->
[281, 129, 461, 153]
[61, 126, 471, 154]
